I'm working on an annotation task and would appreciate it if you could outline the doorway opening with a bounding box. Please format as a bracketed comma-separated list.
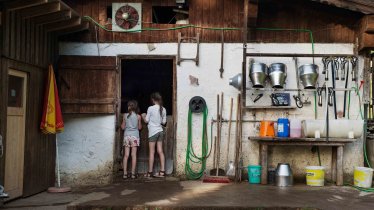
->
[119, 56, 176, 176]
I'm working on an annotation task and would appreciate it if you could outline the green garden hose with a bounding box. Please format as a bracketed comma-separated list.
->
[185, 107, 209, 180]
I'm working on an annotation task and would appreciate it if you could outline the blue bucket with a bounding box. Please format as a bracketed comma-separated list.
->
[248, 165, 262, 184]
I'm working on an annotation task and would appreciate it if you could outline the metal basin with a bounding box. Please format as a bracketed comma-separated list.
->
[269, 63, 287, 88]
[299, 64, 319, 89]
[249, 63, 267, 88]
[275, 163, 293, 187]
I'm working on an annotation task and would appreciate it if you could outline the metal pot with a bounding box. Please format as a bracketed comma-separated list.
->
[229, 73, 242, 90]
[269, 63, 287, 88]
[299, 64, 319, 89]
[249, 63, 267, 88]
[275, 163, 293, 187]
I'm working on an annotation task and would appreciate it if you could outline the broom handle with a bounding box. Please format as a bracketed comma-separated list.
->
[216, 94, 220, 176]
[226, 98, 233, 167]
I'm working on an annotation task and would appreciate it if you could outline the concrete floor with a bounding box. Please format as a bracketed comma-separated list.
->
[2, 179, 374, 210]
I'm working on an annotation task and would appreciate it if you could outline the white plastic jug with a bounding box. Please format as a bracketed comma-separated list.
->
[290, 119, 302, 138]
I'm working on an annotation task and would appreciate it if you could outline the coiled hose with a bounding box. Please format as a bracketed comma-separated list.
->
[185, 107, 210, 180]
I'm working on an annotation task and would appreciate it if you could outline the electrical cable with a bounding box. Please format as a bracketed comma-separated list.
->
[185, 107, 210, 180]
[83, 16, 316, 59]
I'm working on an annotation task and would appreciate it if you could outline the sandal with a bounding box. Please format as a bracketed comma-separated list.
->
[155, 170, 166, 178]
[145, 171, 154, 178]
[131, 173, 137, 179]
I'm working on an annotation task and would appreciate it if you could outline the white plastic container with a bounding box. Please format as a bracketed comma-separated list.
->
[302, 120, 364, 138]
[354, 167, 374, 188]
[290, 119, 302, 138]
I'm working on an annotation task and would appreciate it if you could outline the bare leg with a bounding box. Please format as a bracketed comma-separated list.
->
[123, 146, 130, 176]
[148, 142, 156, 174]
[131, 147, 137, 175]
[157, 140, 165, 173]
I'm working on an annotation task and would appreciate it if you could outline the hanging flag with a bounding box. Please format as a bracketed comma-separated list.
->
[40, 65, 64, 134]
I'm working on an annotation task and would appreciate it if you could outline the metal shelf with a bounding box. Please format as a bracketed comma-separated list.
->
[246, 88, 352, 92]
[243, 106, 297, 109]
[245, 53, 355, 58]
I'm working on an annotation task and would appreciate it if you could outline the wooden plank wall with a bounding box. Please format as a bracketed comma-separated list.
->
[58, 56, 118, 114]
[61, 0, 364, 44]
[0, 6, 57, 197]
[60, 0, 244, 43]
[253, 0, 363, 43]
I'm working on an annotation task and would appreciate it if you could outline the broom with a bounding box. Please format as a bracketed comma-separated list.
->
[203, 93, 230, 183]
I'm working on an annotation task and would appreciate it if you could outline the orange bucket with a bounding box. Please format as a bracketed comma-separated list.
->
[259, 121, 275, 137]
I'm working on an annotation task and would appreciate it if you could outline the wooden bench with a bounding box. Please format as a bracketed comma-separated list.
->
[249, 137, 358, 186]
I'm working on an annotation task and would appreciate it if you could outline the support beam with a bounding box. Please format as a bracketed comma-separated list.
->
[5, 0, 48, 11]
[18, 1, 61, 19]
[44, 17, 81, 32]
[310, 0, 374, 14]
[33, 10, 71, 25]
[360, 15, 374, 33]
[248, 0, 258, 27]
[54, 21, 89, 36]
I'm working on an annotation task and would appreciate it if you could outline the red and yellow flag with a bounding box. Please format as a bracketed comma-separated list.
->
[40, 65, 64, 134]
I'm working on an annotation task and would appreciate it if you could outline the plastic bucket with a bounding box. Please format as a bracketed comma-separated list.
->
[354, 167, 374, 188]
[248, 165, 262, 184]
[306, 166, 325, 186]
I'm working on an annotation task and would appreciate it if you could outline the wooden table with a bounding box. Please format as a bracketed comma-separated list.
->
[249, 137, 358, 186]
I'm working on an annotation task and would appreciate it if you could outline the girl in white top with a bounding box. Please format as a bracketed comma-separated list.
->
[142, 92, 167, 178]
[121, 100, 142, 179]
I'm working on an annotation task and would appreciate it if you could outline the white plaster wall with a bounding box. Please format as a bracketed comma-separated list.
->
[60, 42, 364, 181]
[57, 114, 115, 185]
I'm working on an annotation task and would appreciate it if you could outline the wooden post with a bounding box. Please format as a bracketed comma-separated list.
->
[260, 143, 268, 184]
[336, 146, 344, 186]
[331, 147, 337, 183]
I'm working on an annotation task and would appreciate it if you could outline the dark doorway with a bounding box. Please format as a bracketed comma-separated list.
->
[119, 57, 175, 175]
[121, 59, 173, 115]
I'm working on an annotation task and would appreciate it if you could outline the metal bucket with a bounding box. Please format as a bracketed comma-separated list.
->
[249, 63, 267, 88]
[275, 163, 293, 187]
[299, 64, 319, 89]
[269, 63, 287, 88]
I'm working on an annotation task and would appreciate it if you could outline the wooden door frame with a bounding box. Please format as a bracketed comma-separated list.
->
[5, 68, 28, 199]
[116, 55, 177, 174]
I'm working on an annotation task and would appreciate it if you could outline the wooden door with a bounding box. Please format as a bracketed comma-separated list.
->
[5, 69, 27, 199]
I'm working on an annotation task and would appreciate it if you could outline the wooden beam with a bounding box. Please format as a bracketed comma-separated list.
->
[44, 16, 81, 32]
[360, 15, 374, 33]
[248, 0, 258, 27]
[18, 1, 61, 19]
[358, 32, 374, 51]
[310, 0, 374, 14]
[33, 10, 71, 25]
[5, 0, 48, 11]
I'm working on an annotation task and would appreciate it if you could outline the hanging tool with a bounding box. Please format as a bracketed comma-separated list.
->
[328, 87, 334, 106]
[219, 30, 225, 78]
[342, 56, 350, 118]
[370, 54, 374, 119]
[340, 57, 348, 81]
[252, 93, 263, 103]
[317, 87, 323, 107]
[331, 57, 339, 119]
[351, 56, 358, 82]
[322, 57, 329, 80]
[293, 57, 303, 108]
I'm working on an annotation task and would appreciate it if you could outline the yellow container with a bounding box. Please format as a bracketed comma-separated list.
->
[354, 167, 374, 188]
[306, 166, 325, 186]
